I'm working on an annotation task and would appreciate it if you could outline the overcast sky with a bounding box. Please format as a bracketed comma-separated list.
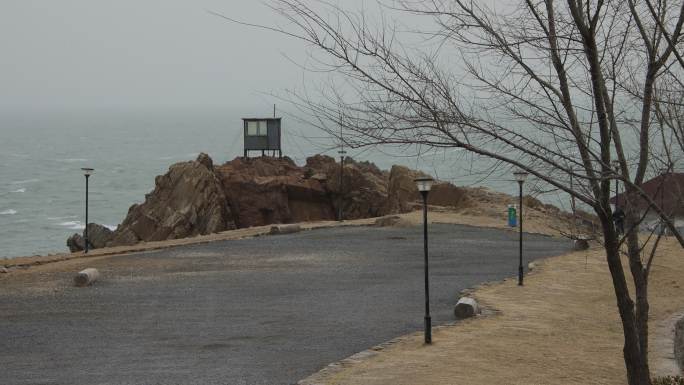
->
[0, 1, 311, 112]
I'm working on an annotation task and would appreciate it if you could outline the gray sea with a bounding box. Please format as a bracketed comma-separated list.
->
[0, 107, 551, 259]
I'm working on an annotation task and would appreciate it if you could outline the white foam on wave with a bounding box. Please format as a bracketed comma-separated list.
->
[1, 209, 17, 215]
[10, 179, 39, 185]
[59, 221, 85, 230]
[48, 215, 78, 220]
[104, 224, 118, 231]
[11, 188, 26, 193]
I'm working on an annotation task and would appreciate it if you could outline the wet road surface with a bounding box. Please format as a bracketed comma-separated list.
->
[0, 224, 573, 385]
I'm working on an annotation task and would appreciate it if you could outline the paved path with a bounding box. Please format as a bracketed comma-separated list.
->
[0, 224, 573, 385]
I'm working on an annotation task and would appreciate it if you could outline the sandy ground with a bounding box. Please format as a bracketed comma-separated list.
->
[299, 236, 684, 385]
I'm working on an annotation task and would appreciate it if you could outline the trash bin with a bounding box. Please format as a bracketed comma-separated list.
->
[508, 205, 517, 227]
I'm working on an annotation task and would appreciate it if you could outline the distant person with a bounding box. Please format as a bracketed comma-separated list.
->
[613, 207, 625, 235]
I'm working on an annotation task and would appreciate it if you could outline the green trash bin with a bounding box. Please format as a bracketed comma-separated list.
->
[508, 205, 517, 227]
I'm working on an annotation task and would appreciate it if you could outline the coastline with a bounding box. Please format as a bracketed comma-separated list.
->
[1, 202, 570, 271]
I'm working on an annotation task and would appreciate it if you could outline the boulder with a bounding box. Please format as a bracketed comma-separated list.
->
[107, 153, 235, 246]
[66, 224, 114, 252]
[74, 268, 100, 287]
[305, 154, 337, 171]
[454, 297, 480, 319]
[67, 233, 85, 252]
[85, 223, 114, 249]
[574, 237, 590, 251]
[1, 266, 8, 274]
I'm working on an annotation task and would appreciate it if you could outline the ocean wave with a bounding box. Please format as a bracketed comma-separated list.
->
[47, 215, 78, 220]
[58, 221, 85, 230]
[10, 179, 39, 185]
[55, 158, 88, 163]
[0, 209, 17, 215]
[11, 188, 26, 193]
[104, 224, 118, 231]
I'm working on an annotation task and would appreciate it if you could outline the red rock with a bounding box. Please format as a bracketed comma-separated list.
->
[108, 153, 234, 246]
[77, 153, 472, 249]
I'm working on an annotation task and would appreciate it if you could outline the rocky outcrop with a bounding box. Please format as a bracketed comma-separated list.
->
[66, 233, 85, 252]
[86, 223, 114, 249]
[306, 155, 389, 220]
[216, 156, 335, 227]
[107, 153, 234, 247]
[66, 223, 114, 252]
[385, 165, 470, 213]
[71, 153, 473, 250]
[385, 165, 427, 213]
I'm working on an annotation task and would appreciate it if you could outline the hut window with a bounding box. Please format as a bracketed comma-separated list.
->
[247, 121, 268, 136]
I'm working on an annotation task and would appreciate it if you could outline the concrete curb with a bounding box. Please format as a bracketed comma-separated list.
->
[297, 321, 466, 385]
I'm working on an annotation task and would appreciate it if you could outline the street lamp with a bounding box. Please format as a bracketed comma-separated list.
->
[81, 168, 94, 253]
[660, 167, 669, 235]
[338, 149, 347, 221]
[414, 176, 434, 344]
[513, 170, 529, 286]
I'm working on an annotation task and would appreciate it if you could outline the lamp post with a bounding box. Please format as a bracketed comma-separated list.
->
[612, 160, 620, 209]
[660, 167, 669, 235]
[81, 168, 94, 253]
[513, 171, 528, 286]
[338, 149, 347, 221]
[414, 176, 434, 344]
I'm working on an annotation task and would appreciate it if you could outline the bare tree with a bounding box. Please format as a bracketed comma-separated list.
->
[219, 0, 684, 383]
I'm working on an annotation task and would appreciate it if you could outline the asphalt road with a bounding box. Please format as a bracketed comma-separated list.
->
[0, 224, 573, 385]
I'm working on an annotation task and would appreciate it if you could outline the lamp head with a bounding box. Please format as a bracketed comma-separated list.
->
[81, 167, 94, 177]
[414, 177, 434, 193]
[513, 171, 529, 183]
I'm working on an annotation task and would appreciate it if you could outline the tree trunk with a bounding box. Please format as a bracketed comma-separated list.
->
[600, 214, 652, 385]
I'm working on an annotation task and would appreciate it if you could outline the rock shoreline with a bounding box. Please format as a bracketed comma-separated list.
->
[67, 153, 470, 252]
